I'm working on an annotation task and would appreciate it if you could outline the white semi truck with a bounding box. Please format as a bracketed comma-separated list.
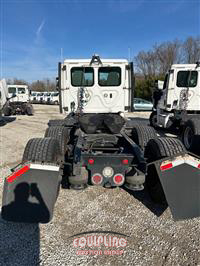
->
[150, 62, 200, 154]
[2, 56, 200, 223]
[58, 55, 133, 114]
[4, 84, 34, 116]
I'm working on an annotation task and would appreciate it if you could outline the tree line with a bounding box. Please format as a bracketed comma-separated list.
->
[134, 36, 200, 100]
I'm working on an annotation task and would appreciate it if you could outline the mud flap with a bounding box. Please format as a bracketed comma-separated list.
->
[154, 154, 200, 220]
[1, 163, 60, 223]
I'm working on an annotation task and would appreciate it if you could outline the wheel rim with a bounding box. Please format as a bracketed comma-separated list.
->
[184, 126, 194, 149]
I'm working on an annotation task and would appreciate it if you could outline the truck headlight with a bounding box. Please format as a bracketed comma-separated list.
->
[102, 167, 114, 178]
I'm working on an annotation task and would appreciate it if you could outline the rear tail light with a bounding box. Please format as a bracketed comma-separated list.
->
[113, 174, 124, 186]
[92, 174, 103, 185]
[122, 159, 129, 165]
[88, 158, 94, 165]
[7, 165, 30, 183]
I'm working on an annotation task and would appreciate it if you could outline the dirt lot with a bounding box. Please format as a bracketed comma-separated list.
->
[0, 105, 200, 266]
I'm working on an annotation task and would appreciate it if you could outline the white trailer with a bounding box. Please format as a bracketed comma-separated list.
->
[150, 62, 200, 153]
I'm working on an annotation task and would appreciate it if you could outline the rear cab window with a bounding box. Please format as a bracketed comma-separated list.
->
[18, 87, 26, 94]
[8, 87, 16, 94]
[177, 71, 198, 87]
[98, 67, 121, 86]
[71, 67, 94, 87]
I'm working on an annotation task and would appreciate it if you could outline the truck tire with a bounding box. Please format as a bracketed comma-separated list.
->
[22, 137, 61, 164]
[26, 105, 34, 116]
[131, 125, 157, 150]
[182, 119, 200, 154]
[3, 106, 11, 116]
[44, 126, 69, 156]
[149, 111, 157, 128]
[144, 137, 186, 203]
[48, 119, 66, 127]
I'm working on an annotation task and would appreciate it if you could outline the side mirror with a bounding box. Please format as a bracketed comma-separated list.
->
[12, 93, 16, 98]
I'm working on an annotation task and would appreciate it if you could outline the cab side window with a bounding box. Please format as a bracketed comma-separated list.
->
[177, 71, 198, 87]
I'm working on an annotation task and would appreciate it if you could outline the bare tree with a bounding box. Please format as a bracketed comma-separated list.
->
[134, 50, 159, 79]
[7, 78, 28, 85]
[154, 39, 182, 75]
[31, 79, 56, 92]
[183, 36, 200, 63]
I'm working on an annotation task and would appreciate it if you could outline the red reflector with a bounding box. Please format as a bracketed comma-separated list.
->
[198, 164, 200, 169]
[7, 165, 30, 183]
[113, 174, 124, 185]
[92, 174, 103, 185]
[122, 159, 129, 165]
[160, 163, 173, 171]
[88, 158, 94, 165]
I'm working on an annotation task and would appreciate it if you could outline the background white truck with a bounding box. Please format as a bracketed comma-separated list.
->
[3, 84, 34, 116]
[150, 62, 200, 154]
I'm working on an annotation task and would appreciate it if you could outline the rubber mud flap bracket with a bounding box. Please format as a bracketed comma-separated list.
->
[154, 154, 200, 220]
[1, 163, 60, 223]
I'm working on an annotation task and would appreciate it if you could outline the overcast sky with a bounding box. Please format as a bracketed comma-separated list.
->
[1, 0, 199, 82]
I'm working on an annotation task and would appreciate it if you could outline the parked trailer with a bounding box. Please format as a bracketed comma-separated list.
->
[150, 62, 200, 154]
[51, 92, 59, 105]
[2, 55, 200, 223]
[37, 92, 45, 104]
[30, 91, 38, 103]
[3, 85, 34, 116]
[43, 92, 52, 104]
[43, 92, 59, 105]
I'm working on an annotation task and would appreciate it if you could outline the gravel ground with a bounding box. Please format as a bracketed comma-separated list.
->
[0, 105, 200, 266]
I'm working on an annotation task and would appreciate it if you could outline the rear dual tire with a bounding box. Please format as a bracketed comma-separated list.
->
[22, 137, 61, 164]
[144, 137, 186, 203]
[131, 125, 157, 150]
[44, 126, 69, 157]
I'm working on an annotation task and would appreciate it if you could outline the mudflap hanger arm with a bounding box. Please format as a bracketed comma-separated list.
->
[151, 152, 200, 220]
[120, 130, 146, 174]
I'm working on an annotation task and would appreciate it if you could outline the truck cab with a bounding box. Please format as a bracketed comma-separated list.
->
[158, 64, 200, 112]
[58, 55, 133, 114]
[8, 85, 31, 103]
[151, 63, 200, 129]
